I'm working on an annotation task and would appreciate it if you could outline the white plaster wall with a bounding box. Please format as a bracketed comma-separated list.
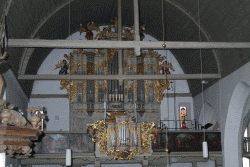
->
[2, 70, 29, 116]
[198, 101, 219, 130]
[0, 153, 5, 167]
[28, 98, 69, 131]
[193, 60, 250, 167]
[160, 96, 194, 129]
[194, 60, 250, 135]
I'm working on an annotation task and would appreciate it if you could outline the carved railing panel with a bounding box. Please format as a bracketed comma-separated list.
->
[33, 133, 94, 154]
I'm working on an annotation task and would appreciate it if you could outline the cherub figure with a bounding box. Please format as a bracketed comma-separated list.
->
[79, 22, 99, 40]
[122, 27, 134, 40]
[95, 26, 112, 40]
[111, 17, 118, 32]
[161, 61, 175, 74]
[139, 23, 146, 41]
[54, 59, 68, 75]
[153, 127, 161, 147]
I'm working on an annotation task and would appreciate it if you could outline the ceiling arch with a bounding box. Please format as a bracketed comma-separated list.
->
[3, 0, 222, 97]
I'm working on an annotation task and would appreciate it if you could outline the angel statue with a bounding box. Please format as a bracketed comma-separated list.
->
[79, 22, 99, 40]
[54, 59, 68, 75]
[122, 27, 134, 40]
[95, 26, 112, 40]
[161, 61, 175, 74]
[111, 17, 118, 32]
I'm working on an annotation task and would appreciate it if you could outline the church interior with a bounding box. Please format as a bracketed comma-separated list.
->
[0, 0, 250, 167]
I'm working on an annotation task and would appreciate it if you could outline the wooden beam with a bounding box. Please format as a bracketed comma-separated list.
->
[18, 74, 221, 80]
[133, 0, 140, 42]
[0, 126, 41, 140]
[8, 39, 250, 49]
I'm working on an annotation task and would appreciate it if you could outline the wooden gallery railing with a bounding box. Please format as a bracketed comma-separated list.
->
[33, 131, 222, 154]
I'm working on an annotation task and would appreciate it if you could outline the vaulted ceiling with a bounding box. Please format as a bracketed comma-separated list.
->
[1, 0, 250, 97]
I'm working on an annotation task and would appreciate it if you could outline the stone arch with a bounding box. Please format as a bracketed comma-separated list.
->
[224, 81, 250, 167]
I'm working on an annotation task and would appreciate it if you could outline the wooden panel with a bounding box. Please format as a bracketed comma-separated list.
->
[0, 126, 40, 139]
[3, 139, 31, 146]
[168, 132, 222, 152]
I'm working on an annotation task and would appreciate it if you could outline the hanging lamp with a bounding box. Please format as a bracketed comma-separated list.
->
[197, 0, 208, 159]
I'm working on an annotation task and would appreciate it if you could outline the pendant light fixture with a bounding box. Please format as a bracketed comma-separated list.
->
[197, 0, 208, 159]
[66, 149, 72, 166]
[0, 152, 6, 167]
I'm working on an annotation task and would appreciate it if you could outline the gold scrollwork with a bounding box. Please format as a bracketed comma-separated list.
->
[144, 80, 154, 101]
[153, 80, 170, 103]
[87, 62, 94, 74]
[95, 49, 105, 55]
[87, 119, 156, 160]
[87, 120, 107, 153]
[59, 80, 78, 103]
[140, 122, 156, 153]
[133, 80, 138, 100]
[126, 49, 135, 55]
[144, 49, 158, 55]
[83, 80, 87, 102]
[147, 64, 153, 73]
[94, 80, 98, 100]
[107, 49, 117, 72]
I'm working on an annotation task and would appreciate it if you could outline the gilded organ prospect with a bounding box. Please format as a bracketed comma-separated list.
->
[54, 20, 174, 159]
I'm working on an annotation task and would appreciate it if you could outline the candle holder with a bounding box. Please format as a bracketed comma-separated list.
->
[27, 106, 46, 130]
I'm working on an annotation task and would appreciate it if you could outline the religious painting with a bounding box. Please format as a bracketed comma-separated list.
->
[69, 134, 94, 153]
[171, 133, 200, 151]
[168, 132, 222, 152]
[206, 132, 222, 151]
[152, 132, 167, 152]
[81, 133, 95, 152]
[69, 134, 83, 153]
[33, 133, 94, 154]
[42, 134, 68, 153]
[180, 106, 187, 128]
